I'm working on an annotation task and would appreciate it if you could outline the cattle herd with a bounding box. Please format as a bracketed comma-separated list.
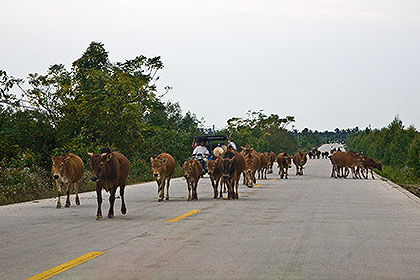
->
[50, 145, 382, 219]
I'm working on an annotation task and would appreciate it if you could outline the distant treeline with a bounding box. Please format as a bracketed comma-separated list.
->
[347, 117, 420, 188]
[0, 41, 366, 205]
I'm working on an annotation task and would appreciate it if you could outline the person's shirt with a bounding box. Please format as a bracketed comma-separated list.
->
[193, 145, 210, 155]
[229, 141, 237, 150]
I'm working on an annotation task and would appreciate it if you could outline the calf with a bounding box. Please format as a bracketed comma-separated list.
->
[362, 157, 382, 179]
[293, 152, 308, 175]
[222, 150, 245, 199]
[150, 153, 176, 201]
[89, 151, 130, 219]
[183, 159, 203, 200]
[207, 156, 225, 198]
[330, 151, 363, 179]
[51, 153, 84, 208]
[267, 151, 276, 174]
[243, 153, 261, 187]
[258, 152, 271, 179]
[277, 152, 292, 179]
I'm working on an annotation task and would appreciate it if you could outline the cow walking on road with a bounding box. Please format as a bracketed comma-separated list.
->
[183, 159, 203, 200]
[51, 153, 84, 208]
[89, 151, 130, 220]
[277, 152, 292, 179]
[207, 156, 225, 198]
[150, 153, 176, 202]
[293, 152, 308, 175]
[222, 150, 245, 199]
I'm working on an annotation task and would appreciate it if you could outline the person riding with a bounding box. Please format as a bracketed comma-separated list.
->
[227, 140, 237, 151]
[192, 140, 210, 173]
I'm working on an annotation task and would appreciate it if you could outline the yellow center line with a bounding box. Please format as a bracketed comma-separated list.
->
[253, 184, 262, 188]
[27, 251, 105, 280]
[269, 178, 277, 181]
[168, 210, 200, 222]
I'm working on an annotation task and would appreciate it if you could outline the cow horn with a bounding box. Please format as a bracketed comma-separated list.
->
[101, 153, 107, 159]
[88, 153, 94, 157]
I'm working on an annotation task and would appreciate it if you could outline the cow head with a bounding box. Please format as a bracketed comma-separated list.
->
[222, 156, 236, 179]
[89, 152, 112, 182]
[51, 154, 70, 181]
[301, 153, 308, 166]
[182, 160, 193, 180]
[376, 162, 383, 171]
[150, 156, 168, 180]
[241, 145, 254, 156]
[207, 157, 221, 176]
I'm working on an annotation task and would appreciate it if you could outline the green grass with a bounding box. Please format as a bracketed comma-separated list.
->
[377, 165, 420, 198]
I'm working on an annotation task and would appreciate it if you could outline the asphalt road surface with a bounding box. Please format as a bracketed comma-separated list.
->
[2, 146, 420, 279]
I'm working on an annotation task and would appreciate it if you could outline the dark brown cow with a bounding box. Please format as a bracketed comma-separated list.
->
[182, 159, 203, 200]
[243, 152, 261, 188]
[51, 153, 84, 208]
[222, 150, 245, 199]
[258, 152, 271, 179]
[361, 157, 382, 179]
[89, 151, 130, 220]
[207, 156, 225, 198]
[150, 153, 176, 202]
[276, 152, 292, 179]
[292, 152, 308, 175]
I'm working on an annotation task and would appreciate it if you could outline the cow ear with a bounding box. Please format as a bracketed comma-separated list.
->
[88, 153, 94, 157]
[106, 153, 112, 161]
[162, 158, 168, 164]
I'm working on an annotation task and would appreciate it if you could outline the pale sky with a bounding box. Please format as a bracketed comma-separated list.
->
[1, 0, 420, 131]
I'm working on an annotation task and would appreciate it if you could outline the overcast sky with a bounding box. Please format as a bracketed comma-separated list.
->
[1, 0, 420, 131]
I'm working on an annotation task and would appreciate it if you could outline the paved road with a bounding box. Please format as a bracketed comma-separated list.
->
[2, 148, 420, 279]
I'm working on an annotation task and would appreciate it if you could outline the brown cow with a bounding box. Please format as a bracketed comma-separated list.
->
[150, 153, 176, 202]
[267, 151, 276, 174]
[243, 152, 261, 188]
[222, 150, 245, 199]
[182, 159, 203, 200]
[89, 151, 130, 219]
[207, 156, 225, 198]
[51, 153, 84, 208]
[293, 152, 308, 175]
[276, 152, 292, 179]
[240, 145, 261, 184]
[258, 152, 271, 179]
[330, 151, 363, 179]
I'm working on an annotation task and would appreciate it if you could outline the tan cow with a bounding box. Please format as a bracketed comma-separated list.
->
[182, 159, 203, 200]
[222, 150, 245, 199]
[277, 152, 292, 179]
[150, 153, 176, 201]
[89, 151, 130, 219]
[240, 145, 261, 184]
[207, 156, 225, 198]
[243, 152, 261, 187]
[51, 153, 84, 208]
[292, 152, 308, 175]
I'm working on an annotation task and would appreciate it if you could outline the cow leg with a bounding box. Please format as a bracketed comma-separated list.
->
[56, 181, 62, 208]
[242, 172, 246, 185]
[235, 178, 239, 199]
[371, 169, 375, 179]
[264, 169, 267, 179]
[65, 183, 71, 207]
[120, 185, 127, 215]
[165, 178, 171, 200]
[75, 182, 80, 205]
[219, 178, 224, 198]
[187, 181, 192, 201]
[96, 185, 102, 220]
[213, 178, 219, 199]
[192, 182, 198, 200]
[158, 179, 165, 202]
[107, 187, 117, 218]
